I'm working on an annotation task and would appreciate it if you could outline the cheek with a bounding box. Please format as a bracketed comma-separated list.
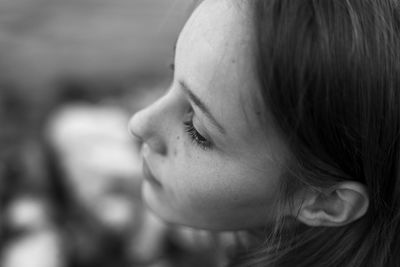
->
[170, 136, 280, 203]
[161, 133, 283, 228]
[169, 153, 281, 217]
[172, 135, 181, 157]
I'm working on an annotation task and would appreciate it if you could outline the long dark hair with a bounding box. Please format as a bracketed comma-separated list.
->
[232, 0, 400, 266]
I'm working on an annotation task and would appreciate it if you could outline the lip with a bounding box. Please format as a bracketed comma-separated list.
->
[142, 160, 162, 187]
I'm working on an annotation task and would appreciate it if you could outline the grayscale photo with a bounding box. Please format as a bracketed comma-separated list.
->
[1, 0, 400, 266]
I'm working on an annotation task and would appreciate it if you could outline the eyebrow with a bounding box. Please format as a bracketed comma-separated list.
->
[179, 80, 226, 135]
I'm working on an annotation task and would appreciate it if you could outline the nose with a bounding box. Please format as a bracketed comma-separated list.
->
[128, 97, 168, 156]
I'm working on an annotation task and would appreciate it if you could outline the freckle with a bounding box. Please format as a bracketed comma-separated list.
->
[231, 59, 236, 64]
[256, 111, 261, 116]
[173, 149, 178, 156]
[176, 136, 180, 140]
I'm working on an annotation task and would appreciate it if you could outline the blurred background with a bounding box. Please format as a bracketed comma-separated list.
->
[0, 1, 228, 266]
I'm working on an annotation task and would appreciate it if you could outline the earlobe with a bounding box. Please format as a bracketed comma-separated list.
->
[295, 182, 369, 227]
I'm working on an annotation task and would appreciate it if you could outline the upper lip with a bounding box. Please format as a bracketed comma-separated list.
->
[142, 160, 162, 187]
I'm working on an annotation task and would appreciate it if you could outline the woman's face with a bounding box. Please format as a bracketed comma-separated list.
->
[129, 0, 288, 230]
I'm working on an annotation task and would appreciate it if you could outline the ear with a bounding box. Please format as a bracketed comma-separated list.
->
[295, 182, 369, 227]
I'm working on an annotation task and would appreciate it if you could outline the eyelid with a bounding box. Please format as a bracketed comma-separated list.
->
[179, 81, 226, 135]
[191, 114, 211, 139]
[184, 111, 213, 150]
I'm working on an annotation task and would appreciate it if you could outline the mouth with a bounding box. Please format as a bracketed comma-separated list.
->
[142, 160, 162, 187]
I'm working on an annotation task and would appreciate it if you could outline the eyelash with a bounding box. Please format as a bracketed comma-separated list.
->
[171, 62, 212, 150]
[183, 118, 212, 150]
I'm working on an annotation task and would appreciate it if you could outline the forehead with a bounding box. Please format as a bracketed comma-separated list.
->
[181, 1, 248, 45]
[176, 0, 266, 138]
[179, 0, 252, 58]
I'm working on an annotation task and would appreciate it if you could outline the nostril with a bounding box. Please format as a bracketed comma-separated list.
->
[150, 138, 168, 156]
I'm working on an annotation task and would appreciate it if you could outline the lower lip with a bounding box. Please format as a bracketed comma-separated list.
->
[142, 161, 162, 187]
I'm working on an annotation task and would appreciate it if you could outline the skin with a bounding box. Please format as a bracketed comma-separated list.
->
[129, 0, 289, 230]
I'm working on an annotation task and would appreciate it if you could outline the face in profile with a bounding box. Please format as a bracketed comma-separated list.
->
[129, 0, 288, 230]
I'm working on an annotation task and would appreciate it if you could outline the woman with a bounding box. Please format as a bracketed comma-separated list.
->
[129, 0, 400, 266]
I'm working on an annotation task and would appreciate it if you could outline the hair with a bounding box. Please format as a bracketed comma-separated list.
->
[229, 0, 400, 266]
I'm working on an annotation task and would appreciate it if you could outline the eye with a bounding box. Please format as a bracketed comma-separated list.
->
[183, 115, 212, 150]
